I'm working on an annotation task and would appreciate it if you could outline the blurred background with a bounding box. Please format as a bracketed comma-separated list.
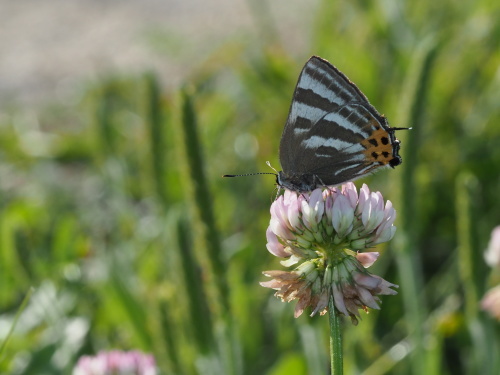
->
[1, 0, 499, 374]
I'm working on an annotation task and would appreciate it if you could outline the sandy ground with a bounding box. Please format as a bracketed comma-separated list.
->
[0, 0, 318, 105]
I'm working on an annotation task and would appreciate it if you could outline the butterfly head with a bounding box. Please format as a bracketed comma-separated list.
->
[277, 171, 321, 193]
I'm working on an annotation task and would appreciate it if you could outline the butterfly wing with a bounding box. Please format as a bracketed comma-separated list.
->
[279, 56, 401, 188]
[297, 103, 400, 186]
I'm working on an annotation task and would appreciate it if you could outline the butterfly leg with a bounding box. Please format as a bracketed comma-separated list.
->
[314, 175, 336, 193]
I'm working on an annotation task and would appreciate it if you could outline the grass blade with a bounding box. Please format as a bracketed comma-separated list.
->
[394, 36, 439, 374]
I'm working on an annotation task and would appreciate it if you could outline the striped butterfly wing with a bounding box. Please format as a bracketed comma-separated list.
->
[278, 56, 401, 191]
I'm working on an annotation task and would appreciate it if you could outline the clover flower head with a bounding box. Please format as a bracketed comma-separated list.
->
[261, 183, 398, 324]
[73, 350, 157, 375]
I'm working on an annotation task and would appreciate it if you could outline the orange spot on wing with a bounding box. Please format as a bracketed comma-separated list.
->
[360, 127, 395, 165]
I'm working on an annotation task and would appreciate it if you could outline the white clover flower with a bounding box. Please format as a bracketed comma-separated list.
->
[261, 183, 398, 324]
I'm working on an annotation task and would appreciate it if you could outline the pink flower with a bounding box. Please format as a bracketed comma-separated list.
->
[331, 194, 354, 239]
[481, 285, 500, 320]
[73, 350, 157, 375]
[356, 252, 380, 268]
[261, 184, 398, 324]
[266, 228, 288, 258]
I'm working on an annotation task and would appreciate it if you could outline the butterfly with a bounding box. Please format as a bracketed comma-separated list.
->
[225, 56, 404, 192]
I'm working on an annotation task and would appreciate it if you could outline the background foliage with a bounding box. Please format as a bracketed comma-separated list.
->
[1, 0, 500, 374]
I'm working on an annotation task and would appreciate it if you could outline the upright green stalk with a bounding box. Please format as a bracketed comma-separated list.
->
[145, 73, 168, 206]
[179, 89, 229, 316]
[176, 213, 214, 354]
[179, 89, 240, 375]
[395, 37, 438, 374]
[329, 297, 343, 375]
[157, 300, 182, 374]
[455, 173, 498, 374]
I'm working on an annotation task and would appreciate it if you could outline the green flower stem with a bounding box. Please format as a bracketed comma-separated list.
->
[328, 296, 343, 375]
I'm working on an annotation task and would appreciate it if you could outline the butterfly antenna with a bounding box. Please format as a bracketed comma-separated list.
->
[222, 172, 276, 178]
[391, 127, 412, 131]
[223, 161, 280, 178]
[266, 161, 279, 173]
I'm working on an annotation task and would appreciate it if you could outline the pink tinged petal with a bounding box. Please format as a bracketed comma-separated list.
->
[310, 188, 325, 216]
[279, 201, 298, 231]
[481, 285, 500, 320]
[357, 183, 371, 215]
[324, 187, 339, 198]
[375, 201, 396, 236]
[294, 288, 312, 318]
[286, 193, 302, 230]
[355, 273, 399, 295]
[272, 195, 298, 233]
[383, 200, 396, 221]
[356, 252, 379, 268]
[374, 277, 399, 295]
[324, 193, 334, 222]
[270, 218, 295, 241]
[381, 204, 396, 228]
[262, 270, 299, 279]
[485, 226, 500, 268]
[283, 189, 295, 204]
[354, 273, 382, 289]
[300, 199, 314, 230]
[301, 189, 324, 231]
[266, 228, 289, 257]
[356, 285, 380, 309]
[372, 226, 397, 245]
[311, 290, 329, 316]
[376, 212, 396, 237]
[375, 192, 384, 210]
[342, 182, 359, 208]
[270, 197, 287, 226]
[361, 192, 385, 233]
[343, 295, 363, 317]
[270, 195, 283, 214]
[259, 280, 283, 289]
[331, 194, 354, 238]
[332, 283, 349, 316]
[280, 254, 300, 267]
